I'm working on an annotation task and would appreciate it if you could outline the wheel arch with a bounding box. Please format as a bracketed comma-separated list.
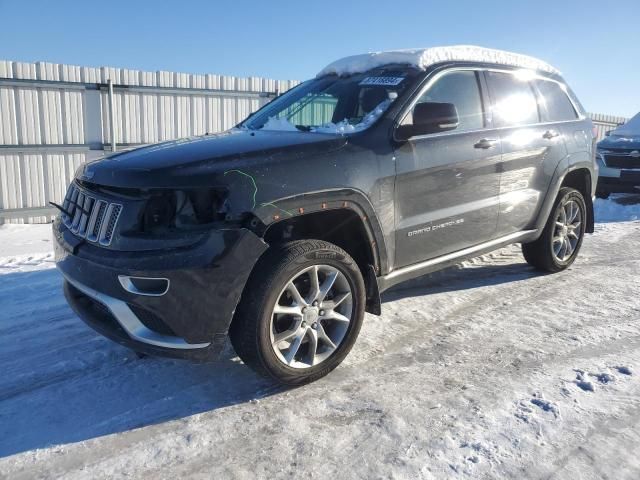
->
[535, 159, 595, 234]
[252, 190, 386, 315]
[252, 188, 388, 273]
[560, 168, 594, 233]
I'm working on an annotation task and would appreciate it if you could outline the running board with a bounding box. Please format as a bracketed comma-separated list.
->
[378, 230, 538, 291]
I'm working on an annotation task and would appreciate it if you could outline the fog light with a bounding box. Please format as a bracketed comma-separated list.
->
[118, 275, 170, 296]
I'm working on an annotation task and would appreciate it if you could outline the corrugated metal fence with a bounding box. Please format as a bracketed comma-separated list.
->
[0, 59, 632, 224]
[0, 60, 299, 224]
[590, 112, 628, 142]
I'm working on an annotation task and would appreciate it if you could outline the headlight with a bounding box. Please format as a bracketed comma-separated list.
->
[143, 192, 177, 231]
[141, 188, 229, 232]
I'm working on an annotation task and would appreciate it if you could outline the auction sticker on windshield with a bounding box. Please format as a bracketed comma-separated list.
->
[359, 76, 405, 86]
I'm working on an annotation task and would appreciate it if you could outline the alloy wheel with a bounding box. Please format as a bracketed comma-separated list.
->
[552, 199, 582, 263]
[269, 264, 353, 369]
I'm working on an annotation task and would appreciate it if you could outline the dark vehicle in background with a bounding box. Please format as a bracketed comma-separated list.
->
[596, 112, 640, 198]
[53, 46, 596, 385]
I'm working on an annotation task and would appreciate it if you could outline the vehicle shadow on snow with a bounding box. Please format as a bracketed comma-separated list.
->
[2, 256, 544, 458]
[0, 268, 284, 458]
[609, 193, 640, 206]
[595, 193, 640, 223]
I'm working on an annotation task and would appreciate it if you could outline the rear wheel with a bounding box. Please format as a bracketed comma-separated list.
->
[229, 239, 365, 385]
[522, 187, 587, 272]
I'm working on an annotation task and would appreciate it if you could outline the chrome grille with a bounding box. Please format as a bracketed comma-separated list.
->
[61, 183, 122, 246]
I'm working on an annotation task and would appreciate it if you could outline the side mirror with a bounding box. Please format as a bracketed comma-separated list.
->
[605, 130, 612, 137]
[396, 102, 459, 140]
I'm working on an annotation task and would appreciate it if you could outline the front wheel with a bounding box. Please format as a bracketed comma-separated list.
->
[229, 239, 366, 385]
[522, 187, 587, 272]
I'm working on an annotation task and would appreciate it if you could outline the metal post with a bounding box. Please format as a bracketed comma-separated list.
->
[108, 79, 117, 152]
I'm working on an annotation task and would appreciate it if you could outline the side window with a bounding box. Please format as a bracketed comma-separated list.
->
[406, 70, 485, 132]
[485, 71, 539, 127]
[533, 79, 578, 122]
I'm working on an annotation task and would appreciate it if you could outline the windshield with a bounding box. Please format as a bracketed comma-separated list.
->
[242, 68, 418, 134]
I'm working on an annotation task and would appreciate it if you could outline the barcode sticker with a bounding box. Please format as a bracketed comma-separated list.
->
[359, 76, 405, 86]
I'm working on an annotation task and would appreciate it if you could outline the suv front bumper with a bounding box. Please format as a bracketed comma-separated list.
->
[596, 155, 640, 195]
[53, 218, 267, 361]
[597, 170, 640, 194]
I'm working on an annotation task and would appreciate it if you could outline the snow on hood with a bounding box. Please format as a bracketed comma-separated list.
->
[611, 112, 640, 138]
[318, 45, 560, 77]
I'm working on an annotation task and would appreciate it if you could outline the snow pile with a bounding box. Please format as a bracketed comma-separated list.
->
[260, 116, 300, 132]
[318, 45, 560, 77]
[594, 195, 640, 222]
[313, 99, 392, 134]
[0, 223, 53, 257]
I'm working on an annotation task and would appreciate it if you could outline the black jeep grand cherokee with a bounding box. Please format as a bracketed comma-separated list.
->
[54, 46, 596, 385]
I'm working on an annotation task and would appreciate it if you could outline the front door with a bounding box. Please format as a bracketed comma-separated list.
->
[393, 69, 501, 269]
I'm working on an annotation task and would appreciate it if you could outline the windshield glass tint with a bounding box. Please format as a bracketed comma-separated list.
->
[243, 69, 418, 134]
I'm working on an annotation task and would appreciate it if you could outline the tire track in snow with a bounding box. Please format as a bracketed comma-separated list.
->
[2, 222, 640, 479]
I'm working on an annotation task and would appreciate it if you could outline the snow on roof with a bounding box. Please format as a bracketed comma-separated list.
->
[612, 112, 640, 137]
[317, 45, 560, 77]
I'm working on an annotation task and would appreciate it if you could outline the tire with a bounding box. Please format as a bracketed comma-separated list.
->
[522, 187, 587, 273]
[229, 239, 366, 385]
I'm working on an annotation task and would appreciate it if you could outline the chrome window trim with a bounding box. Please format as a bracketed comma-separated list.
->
[393, 65, 585, 142]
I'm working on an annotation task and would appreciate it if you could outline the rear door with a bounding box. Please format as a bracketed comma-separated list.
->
[484, 70, 569, 236]
[393, 69, 501, 268]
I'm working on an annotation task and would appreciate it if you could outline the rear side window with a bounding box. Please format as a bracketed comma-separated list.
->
[485, 71, 539, 127]
[409, 70, 485, 132]
[533, 79, 578, 122]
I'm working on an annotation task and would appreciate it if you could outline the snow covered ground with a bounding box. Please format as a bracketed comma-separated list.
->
[1, 195, 640, 479]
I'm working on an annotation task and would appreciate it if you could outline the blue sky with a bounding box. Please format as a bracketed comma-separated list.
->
[1, 0, 638, 117]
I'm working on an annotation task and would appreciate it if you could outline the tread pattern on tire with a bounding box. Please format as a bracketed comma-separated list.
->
[229, 239, 365, 385]
[522, 187, 586, 273]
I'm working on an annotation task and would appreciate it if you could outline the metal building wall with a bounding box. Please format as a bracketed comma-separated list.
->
[590, 112, 629, 142]
[0, 60, 299, 224]
[0, 58, 633, 224]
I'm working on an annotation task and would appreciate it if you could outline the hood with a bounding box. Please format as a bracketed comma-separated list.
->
[609, 112, 640, 138]
[80, 129, 348, 188]
[598, 134, 640, 151]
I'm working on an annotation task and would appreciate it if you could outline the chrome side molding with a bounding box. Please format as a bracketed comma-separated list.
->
[384, 230, 537, 281]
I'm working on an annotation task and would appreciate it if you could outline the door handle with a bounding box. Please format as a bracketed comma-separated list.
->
[543, 130, 560, 140]
[474, 138, 499, 149]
